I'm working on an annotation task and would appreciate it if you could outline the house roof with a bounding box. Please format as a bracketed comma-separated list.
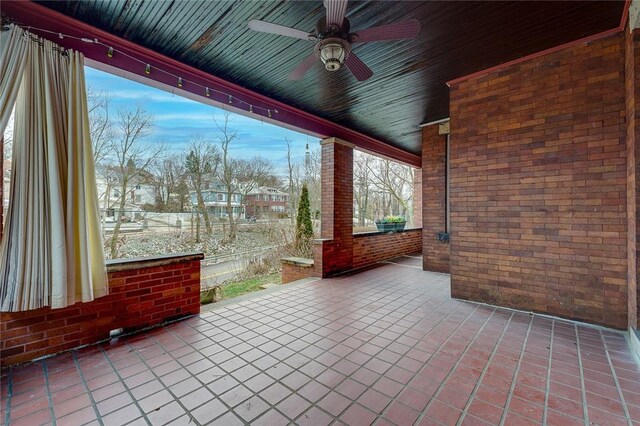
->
[4, 1, 627, 162]
[247, 187, 288, 197]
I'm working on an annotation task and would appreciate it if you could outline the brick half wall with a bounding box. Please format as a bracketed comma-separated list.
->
[0, 252, 203, 367]
[281, 257, 315, 284]
[353, 229, 422, 270]
[449, 34, 628, 329]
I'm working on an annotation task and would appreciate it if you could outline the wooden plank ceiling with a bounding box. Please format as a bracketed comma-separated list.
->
[36, 0, 625, 156]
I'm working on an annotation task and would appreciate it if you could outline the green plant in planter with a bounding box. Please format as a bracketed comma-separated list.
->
[378, 215, 406, 223]
[375, 215, 406, 232]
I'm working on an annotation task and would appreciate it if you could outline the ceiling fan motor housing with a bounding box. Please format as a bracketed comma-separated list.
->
[316, 16, 351, 39]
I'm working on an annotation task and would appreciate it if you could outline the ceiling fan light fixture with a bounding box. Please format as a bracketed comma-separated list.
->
[317, 38, 349, 71]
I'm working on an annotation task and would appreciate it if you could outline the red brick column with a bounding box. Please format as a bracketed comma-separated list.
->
[413, 168, 422, 228]
[315, 138, 353, 277]
[422, 125, 450, 273]
[630, 27, 640, 330]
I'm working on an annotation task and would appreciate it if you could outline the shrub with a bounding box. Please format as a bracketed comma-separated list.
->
[295, 184, 314, 258]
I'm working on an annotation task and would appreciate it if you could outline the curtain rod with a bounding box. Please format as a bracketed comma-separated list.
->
[3, 22, 280, 118]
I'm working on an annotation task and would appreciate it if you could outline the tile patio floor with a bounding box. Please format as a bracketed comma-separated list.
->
[1, 256, 639, 425]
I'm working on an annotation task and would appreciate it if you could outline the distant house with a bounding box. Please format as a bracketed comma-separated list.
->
[245, 187, 289, 219]
[190, 183, 244, 219]
[95, 165, 156, 221]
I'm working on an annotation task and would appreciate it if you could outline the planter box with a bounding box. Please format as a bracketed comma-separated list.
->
[375, 222, 406, 232]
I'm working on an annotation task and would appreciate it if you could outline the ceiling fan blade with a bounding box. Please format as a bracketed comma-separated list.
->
[248, 20, 310, 41]
[345, 53, 373, 81]
[352, 19, 421, 43]
[288, 53, 318, 80]
[324, 0, 348, 29]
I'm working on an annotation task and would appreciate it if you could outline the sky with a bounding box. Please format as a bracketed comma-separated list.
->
[84, 66, 317, 176]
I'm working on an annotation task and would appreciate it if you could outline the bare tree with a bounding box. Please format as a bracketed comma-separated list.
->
[354, 151, 373, 227]
[236, 156, 275, 205]
[185, 138, 219, 242]
[366, 156, 414, 221]
[304, 147, 321, 220]
[286, 138, 295, 223]
[108, 106, 160, 258]
[87, 89, 114, 167]
[213, 112, 277, 241]
[149, 153, 186, 211]
[214, 112, 239, 242]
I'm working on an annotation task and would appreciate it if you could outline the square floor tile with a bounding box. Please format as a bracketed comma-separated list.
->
[261, 382, 291, 405]
[219, 385, 253, 408]
[298, 380, 331, 403]
[339, 403, 378, 426]
[297, 406, 333, 426]
[180, 387, 216, 411]
[384, 401, 420, 425]
[234, 395, 269, 422]
[191, 398, 228, 424]
[277, 393, 311, 419]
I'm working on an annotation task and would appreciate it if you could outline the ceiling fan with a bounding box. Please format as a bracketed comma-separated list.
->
[248, 0, 420, 81]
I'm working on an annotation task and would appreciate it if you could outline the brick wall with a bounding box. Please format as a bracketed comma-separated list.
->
[0, 252, 203, 367]
[281, 257, 315, 284]
[422, 125, 450, 273]
[353, 229, 422, 269]
[449, 34, 629, 329]
[627, 27, 639, 331]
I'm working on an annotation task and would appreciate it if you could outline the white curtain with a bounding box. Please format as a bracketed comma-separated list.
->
[0, 27, 107, 311]
[0, 25, 28, 132]
[65, 51, 108, 306]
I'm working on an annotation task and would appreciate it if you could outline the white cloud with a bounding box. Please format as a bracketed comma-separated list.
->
[155, 113, 215, 121]
[107, 90, 193, 104]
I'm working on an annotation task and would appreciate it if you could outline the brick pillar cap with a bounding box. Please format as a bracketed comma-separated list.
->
[320, 137, 355, 148]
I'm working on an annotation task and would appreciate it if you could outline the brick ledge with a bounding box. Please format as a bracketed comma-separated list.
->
[281, 257, 314, 267]
[106, 252, 204, 272]
[353, 227, 422, 238]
